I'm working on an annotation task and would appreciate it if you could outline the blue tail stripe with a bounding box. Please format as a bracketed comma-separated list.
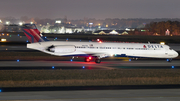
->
[23, 29, 34, 43]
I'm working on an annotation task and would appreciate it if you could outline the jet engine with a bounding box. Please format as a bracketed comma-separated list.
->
[47, 45, 76, 53]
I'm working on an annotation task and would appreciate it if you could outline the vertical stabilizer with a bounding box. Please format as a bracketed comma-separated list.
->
[22, 24, 46, 43]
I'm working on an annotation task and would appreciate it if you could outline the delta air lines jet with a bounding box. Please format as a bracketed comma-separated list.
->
[22, 24, 178, 63]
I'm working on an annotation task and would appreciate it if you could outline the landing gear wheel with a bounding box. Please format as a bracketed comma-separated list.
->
[167, 58, 172, 62]
[95, 59, 101, 63]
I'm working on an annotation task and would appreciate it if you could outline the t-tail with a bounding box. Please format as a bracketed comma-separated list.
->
[22, 24, 48, 43]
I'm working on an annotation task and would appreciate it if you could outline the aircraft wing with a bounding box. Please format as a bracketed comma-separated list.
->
[82, 51, 110, 58]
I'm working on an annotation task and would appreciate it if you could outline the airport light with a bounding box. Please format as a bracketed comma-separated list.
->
[160, 42, 165, 45]
[19, 22, 23, 26]
[6, 21, 10, 25]
[30, 22, 33, 24]
[89, 23, 93, 25]
[52, 66, 55, 69]
[17, 60, 19, 62]
[172, 66, 174, 69]
[1, 38, 6, 42]
[0, 89, 1, 92]
[82, 66, 85, 69]
[55, 20, 61, 24]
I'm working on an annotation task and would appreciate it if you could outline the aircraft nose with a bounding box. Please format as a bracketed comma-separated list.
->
[174, 51, 179, 58]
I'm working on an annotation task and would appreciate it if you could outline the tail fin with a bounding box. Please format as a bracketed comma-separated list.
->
[22, 24, 48, 43]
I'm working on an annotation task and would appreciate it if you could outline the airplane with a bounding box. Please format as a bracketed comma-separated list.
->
[21, 24, 179, 63]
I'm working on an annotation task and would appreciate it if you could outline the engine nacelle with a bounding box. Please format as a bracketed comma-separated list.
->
[47, 45, 76, 53]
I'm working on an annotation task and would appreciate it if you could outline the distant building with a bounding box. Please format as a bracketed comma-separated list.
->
[93, 30, 128, 35]
[40, 20, 83, 34]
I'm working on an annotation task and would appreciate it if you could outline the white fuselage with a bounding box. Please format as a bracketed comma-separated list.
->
[27, 41, 179, 59]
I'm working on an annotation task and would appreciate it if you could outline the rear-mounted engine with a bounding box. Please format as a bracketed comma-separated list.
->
[47, 45, 76, 53]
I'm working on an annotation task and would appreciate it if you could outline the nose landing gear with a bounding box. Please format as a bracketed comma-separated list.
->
[167, 58, 172, 62]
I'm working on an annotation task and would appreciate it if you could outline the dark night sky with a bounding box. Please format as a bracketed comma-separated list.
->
[0, 0, 180, 19]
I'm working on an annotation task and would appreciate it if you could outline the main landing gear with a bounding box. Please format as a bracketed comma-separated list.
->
[95, 58, 101, 63]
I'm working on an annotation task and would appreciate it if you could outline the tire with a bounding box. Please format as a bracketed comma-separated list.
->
[95, 59, 101, 63]
[167, 59, 172, 62]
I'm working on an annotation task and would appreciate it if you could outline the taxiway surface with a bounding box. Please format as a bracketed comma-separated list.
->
[0, 60, 180, 69]
[1, 89, 180, 101]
